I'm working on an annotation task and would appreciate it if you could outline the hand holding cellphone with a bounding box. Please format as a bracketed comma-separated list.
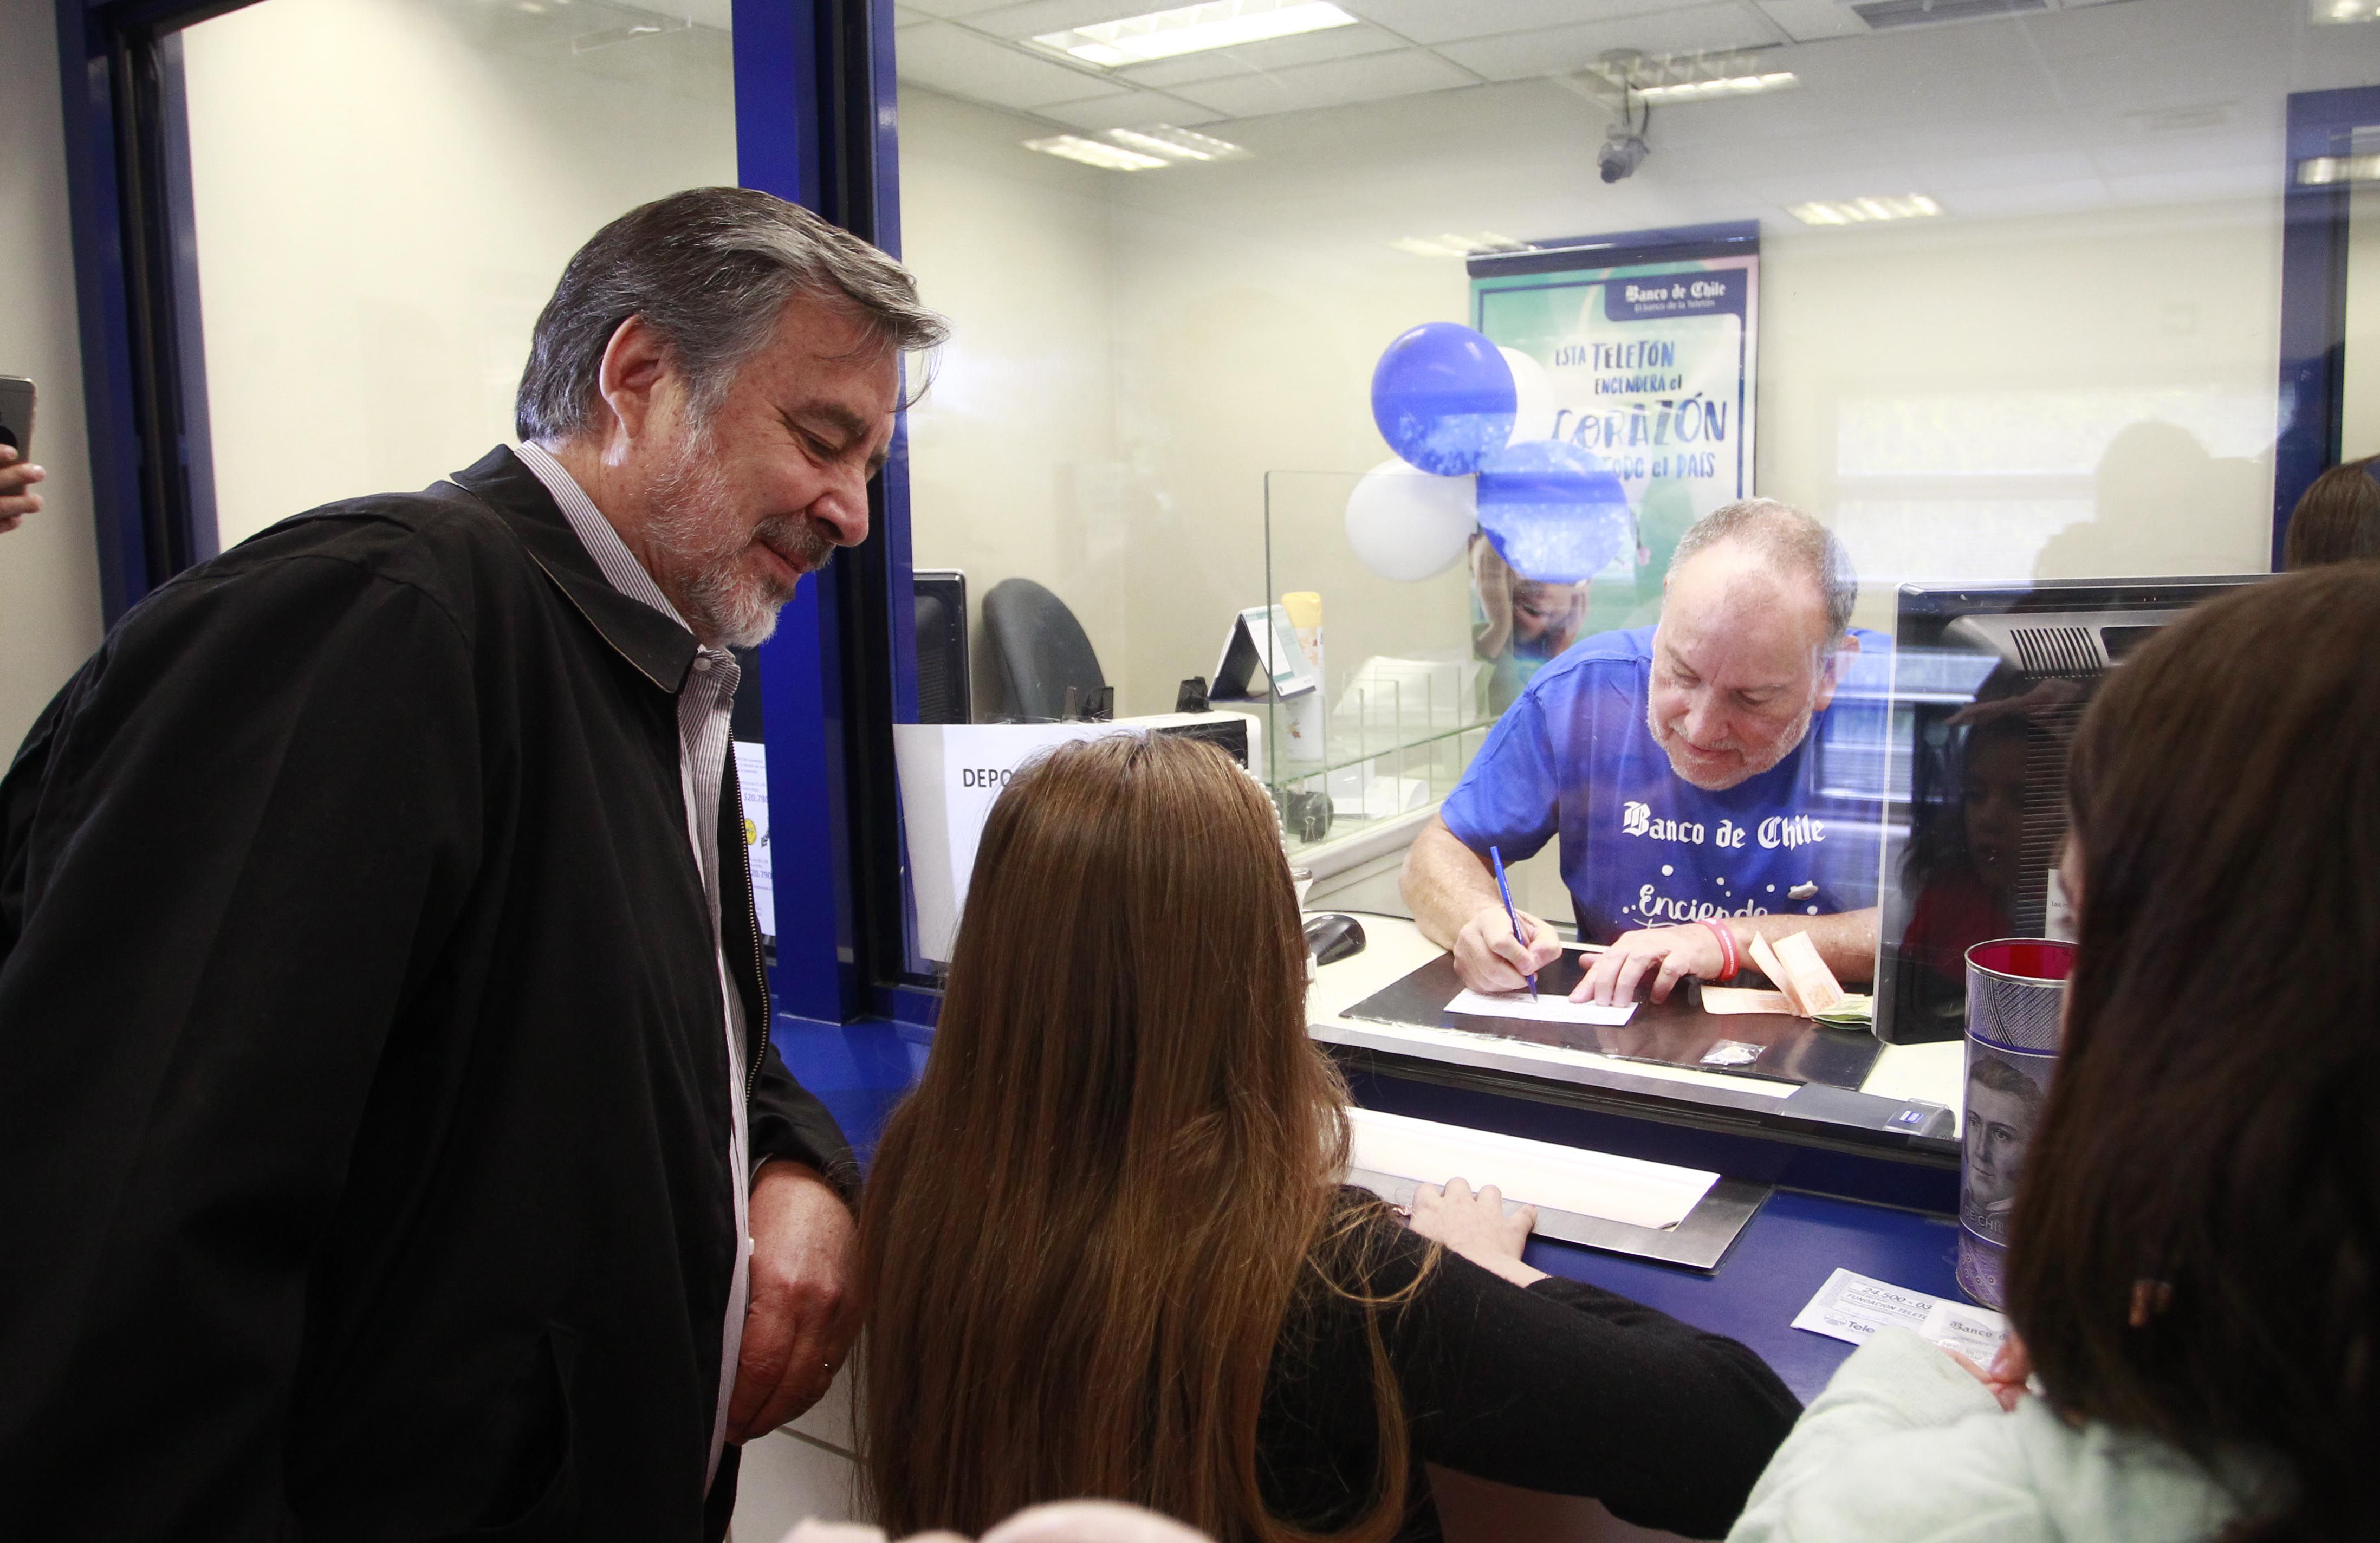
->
[0, 376, 33, 461]
[1, 375, 43, 533]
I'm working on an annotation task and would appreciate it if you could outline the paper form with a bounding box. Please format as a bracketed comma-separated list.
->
[1347, 1107, 1717, 1231]
[1443, 989, 1638, 1027]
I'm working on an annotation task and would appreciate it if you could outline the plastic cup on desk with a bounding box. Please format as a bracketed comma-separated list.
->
[1955, 938, 2074, 1307]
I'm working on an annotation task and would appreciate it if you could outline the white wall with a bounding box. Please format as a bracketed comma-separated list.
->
[2343, 183, 2380, 463]
[179, 0, 738, 545]
[0, 0, 105, 756]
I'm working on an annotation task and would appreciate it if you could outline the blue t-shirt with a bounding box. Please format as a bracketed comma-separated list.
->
[1441, 626, 1890, 943]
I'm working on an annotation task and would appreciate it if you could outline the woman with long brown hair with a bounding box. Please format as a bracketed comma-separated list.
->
[856, 732, 1799, 1543]
[1729, 564, 2380, 1543]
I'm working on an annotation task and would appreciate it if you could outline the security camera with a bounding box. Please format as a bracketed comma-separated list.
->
[1598, 127, 1648, 183]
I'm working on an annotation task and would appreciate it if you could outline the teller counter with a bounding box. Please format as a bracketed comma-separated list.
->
[1301, 910, 1972, 1401]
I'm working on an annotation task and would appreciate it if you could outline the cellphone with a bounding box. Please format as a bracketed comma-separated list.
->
[0, 376, 33, 462]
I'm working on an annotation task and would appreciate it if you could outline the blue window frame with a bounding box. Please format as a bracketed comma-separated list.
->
[2277, 85, 2380, 567]
[51, 0, 933, 1030]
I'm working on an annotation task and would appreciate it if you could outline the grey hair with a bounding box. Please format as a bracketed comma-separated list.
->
[516, 186, 949, 442]
[1669, 497, 1857, 642]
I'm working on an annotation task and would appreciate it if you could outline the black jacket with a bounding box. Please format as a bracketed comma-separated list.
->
[0, 448, 856, 1540]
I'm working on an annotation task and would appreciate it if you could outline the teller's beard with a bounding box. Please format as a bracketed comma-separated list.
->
[1646, 697, 1812, 792]
[644, 432, 834, 649]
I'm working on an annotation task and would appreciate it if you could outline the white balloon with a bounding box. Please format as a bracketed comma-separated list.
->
[1344, 458, 1477, 582]
[1498, 346, 1558, 446]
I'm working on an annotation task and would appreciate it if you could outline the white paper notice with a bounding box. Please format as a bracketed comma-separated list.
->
[1791, 1268, 2009, 1361]
[1444, 989, 1638, 1027]
[1347, 1107, 1718, 1232]
[892, 722, 1111, 963]
[732, 741, 773, 939]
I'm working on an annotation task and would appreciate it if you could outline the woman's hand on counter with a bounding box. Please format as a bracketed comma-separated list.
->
[1407, 1177, 1546, 1288]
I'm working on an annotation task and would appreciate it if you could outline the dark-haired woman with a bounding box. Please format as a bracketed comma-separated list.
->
[1730, 564, 2380, 1543]
[857, 734, 1800, 1543]
[2282, 456, 2380, 568]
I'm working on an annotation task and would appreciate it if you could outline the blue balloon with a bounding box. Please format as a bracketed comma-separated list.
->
[1476, 440, 1635, 584]
[1370, 322, 1516, 476]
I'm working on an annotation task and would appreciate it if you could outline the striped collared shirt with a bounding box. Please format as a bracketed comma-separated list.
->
[513, 440, 751, 1487]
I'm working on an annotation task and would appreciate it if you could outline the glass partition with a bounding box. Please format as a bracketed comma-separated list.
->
[888, 0, 2380, 961]
[1254, 470, 1496, 852]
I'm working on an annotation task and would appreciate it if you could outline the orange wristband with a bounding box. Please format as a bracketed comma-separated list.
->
[1699, 919, 1739, 980]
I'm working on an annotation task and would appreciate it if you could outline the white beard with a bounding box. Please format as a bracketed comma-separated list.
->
[644, 430, 834, 649]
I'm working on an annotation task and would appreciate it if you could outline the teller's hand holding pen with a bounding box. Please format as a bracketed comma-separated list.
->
[1452, 899, 1562, 995]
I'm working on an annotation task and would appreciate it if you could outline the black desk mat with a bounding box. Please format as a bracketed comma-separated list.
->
[1341, 950, 1883, 1092]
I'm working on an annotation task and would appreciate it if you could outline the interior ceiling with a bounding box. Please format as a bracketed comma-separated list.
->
[890, 0, 2380, 243]
[889, 0, 2142, 132]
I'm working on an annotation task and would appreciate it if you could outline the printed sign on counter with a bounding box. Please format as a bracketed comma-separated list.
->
[734, 740, 773, 939]
[894, 723, 1110, 963]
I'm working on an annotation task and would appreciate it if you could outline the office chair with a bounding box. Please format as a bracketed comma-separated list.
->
[982, 576, 1106, 722]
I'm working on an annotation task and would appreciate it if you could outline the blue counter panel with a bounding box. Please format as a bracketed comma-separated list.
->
[1526, 1191, 1962, 1404]
[777, 1017, 1965, 1406]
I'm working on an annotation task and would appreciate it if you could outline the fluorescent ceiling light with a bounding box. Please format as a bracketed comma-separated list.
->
[1024, 134, 1171, 171]
[2314, 0, 2379, 22]
[1787, 193, 1943, 226]
[2297, 154, 2380, 185]
[1105, 125, 1249, 161]
[1637, 71, 1798, 103]
[1388, 232, 1533, 258]
[1031, 0, 1357, 69]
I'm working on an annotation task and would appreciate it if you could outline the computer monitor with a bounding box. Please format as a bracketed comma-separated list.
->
[1875, 574, 2266, 1045]
[913, 569, 971, 725]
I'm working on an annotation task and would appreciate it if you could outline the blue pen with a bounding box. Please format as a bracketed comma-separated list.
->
[1489, 845, 1537, 1000]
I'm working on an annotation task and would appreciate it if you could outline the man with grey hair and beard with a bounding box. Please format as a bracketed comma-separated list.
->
[0, 189, 945, 1540]
[1403, 498, 1886, 1008]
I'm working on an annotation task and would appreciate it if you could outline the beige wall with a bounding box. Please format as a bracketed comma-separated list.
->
[2343, 183, 2380, 463]
[0, 0, 105, 756]
[1762, 200, 2283, 631]
[179, 0, 738, 546]
[898, 89, 1131, 720]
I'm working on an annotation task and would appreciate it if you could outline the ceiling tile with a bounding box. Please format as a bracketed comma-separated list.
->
[894, 21, 1129, 108]
[1433, 3, 1785, 81]
[1163, 47, 1476, 118]
[1029, 88, 1223, 130]
[1337, 0, 1706, 47]
[958, 0, 1160, 37]
[1750, 0, 1867, 41]
[897, 0, 1027, 17]
[1112, 21, 1410, 85]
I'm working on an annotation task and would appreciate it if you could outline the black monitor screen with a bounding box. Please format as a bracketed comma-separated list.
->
[1877, 575, 2263, 1045]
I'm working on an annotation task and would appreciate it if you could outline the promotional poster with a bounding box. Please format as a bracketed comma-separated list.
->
[1472, 241, 1759, 580]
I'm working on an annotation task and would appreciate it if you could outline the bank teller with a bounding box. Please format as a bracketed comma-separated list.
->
[1402, 499, 1884, 1005]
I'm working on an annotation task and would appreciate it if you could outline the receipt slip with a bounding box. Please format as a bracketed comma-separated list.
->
[1791, 1267, 2008, 1362]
